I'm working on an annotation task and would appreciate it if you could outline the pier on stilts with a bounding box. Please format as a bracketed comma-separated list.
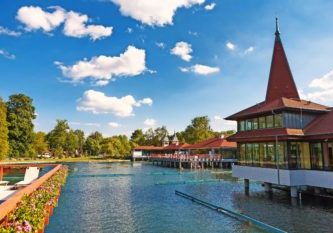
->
[149, 154, 236, 169]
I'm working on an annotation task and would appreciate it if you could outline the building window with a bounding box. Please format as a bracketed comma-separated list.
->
[245, 144, 253, 166]
[246, 119, 253, 131]
[288, 142, 299, 169]
[259, 117, 266, 129]
[310, 142, 323, 170]
[274, 114, 283, 128]
[266, 115, 274, 128]
[276, 142, 287, 168]
[299, 142, 311, 169]
[259, 143, 266, 167]
[323, 143, 333, 170]
[252, 118, 259, 130]
[239, 121, 245, 131]
[252, 143, 260, 166]
[266, 143, 275, 167]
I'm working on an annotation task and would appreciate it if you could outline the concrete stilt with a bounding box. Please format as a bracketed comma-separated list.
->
[244, 179, 250, 195]
[290, 186, 298, 198]
[264, 182, 272, 193]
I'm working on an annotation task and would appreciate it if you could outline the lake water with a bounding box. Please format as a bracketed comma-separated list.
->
[46, 162, 333, 233]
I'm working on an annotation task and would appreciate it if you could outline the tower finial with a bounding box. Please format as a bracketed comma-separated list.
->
[275, 17, 280, 35]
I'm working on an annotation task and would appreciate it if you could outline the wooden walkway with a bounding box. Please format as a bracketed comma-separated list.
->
[149, 154, 236, 169]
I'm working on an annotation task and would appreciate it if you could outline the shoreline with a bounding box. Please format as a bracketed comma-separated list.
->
[0, 157, 131, 164]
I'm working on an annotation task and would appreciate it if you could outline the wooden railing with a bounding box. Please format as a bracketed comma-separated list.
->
[149, 154, 223, 160]
[0, 164, 62, 222]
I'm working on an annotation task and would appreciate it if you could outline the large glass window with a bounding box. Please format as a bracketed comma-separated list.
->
[323, 143, 333, 170]
[252, 143, 260, 166]
[259, 143, 266, 167]
[310, 143, 323, 169]
[266, 115, 274, 128]
[288, 142, 299, 169]
[259, 117, 266, 129]
[245, 144, 252, 166]
[252, 118, 259, 130]
[246, 119, 252, 131]
[266, 143, 275, 167]
[274, 114, 283, 128]
[300, 142, 311, 169]
[276, 142, 287, 168]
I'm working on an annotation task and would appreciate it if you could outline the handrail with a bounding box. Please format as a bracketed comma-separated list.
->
[175, 190, 287, 233]
[0, 164, 62, 221]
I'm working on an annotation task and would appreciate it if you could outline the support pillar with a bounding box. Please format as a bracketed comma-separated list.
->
[264, 182, 272, 193]
[244, 179, 249, 194]
[290, 186, 298, 198]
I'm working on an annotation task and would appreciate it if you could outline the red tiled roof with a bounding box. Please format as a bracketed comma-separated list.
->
[185, 136, 236, 149]
[134, 146, 163, 151]
[225, 97, 329, 120]
[265, 31, 299, 102]
[227, 128, 304, 142]
[304, 109, 333, 136]
[162, 143, 190, 150]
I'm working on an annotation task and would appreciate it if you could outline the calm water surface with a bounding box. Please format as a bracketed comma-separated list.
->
[46, 162, 333, 233]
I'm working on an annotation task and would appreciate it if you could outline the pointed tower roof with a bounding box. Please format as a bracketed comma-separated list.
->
[265, 18, 300, 102]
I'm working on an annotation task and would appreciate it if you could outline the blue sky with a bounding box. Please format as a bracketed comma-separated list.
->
[1, 0, 333, 137]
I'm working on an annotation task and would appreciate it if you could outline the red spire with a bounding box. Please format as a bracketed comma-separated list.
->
[265, 18, 300, 102]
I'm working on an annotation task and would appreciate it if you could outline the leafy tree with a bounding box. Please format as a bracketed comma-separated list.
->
[84, 131, 103, 156]
[6, 94, 36, 157]
[65, 130, 79, 156]
[0, 98, 9, 160]
[152, 126, 168, 146]
[183, 116, 214, 144]
[130, 129, 145, 145]
[101, 135, 131, 158]
[144, 128, 155, 146]
[74, 129, 85, 155]
[47, 120, 69, 157]
[32, 131, 48, 155]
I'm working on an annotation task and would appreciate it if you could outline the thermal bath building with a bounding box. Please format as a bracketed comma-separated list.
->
[226, 19, 333, 198]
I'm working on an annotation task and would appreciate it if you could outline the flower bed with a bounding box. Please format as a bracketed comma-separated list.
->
[0, 166, 68, 233]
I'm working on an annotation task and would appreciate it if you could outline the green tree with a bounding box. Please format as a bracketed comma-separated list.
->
[47, 120, 69, 157]
[130, 129, 145, 145]
[84, 131, 103, 156]
[152, 126, 169, 146]
[65, 130, 79, 156]
[6, 94, 36, 158]
[0, 98, 9, 160]
[183, 116, 214, 144]
[32, 131, 48, 155]
[74, 129, 85, 155]
[101, 135, 131, 158]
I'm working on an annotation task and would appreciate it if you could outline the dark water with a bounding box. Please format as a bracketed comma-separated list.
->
[46, 162, 333, 233]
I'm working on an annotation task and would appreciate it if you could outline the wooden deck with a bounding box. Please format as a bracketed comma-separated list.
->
[149, 154, 236, 169]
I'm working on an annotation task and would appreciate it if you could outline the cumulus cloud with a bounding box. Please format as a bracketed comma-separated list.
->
[56, 46, 146, 85]
[226, 42, 236, 51]
[302, 70, 333, 103]
[0, 49, 16, 60]
[16, 6, 112, 40]
[144, 118, 156, 127]
[16, 6, 66, 32]
[77, 90, 152, 117]
[212, 115, 237, 131]
[63, 11, 112, 40]
[108, 122, 121, 128]
[0, 26, 22, 36]
[180, 64, 220, 75]
[110, 0, 205, 26]
[204, 3, 216, 10]
[170, 41, 192, 61]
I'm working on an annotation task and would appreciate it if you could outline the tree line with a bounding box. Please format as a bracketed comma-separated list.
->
[0, 94, 235, 160]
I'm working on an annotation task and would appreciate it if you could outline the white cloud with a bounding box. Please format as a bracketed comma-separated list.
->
[155, 42, 166, 49]
[212, 115, 237, 131]
[144, 118, 156, 127]
[69, 122, 101, 127]
[244, 46, 255, 55]
[77, 90, 152, 117]
[16, 6, 112, 40]
[170, 41, 192, 61]
[180, 64, 220, 75]
[204, 3, 216, 11]
[63, 11, 112, 40]
[56, 46, 146, 85]
[108, 122, 121, 128]
[0, 49, 15, 60]
[226, 42, 236, 51]
[16, 6, 66, 32]
[300, 70, 333, 103]
[188, 31, 198, 37]
[110, 0, 205, 26]
[0, 26, 21, 36]
[135, 98, 153, 107]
